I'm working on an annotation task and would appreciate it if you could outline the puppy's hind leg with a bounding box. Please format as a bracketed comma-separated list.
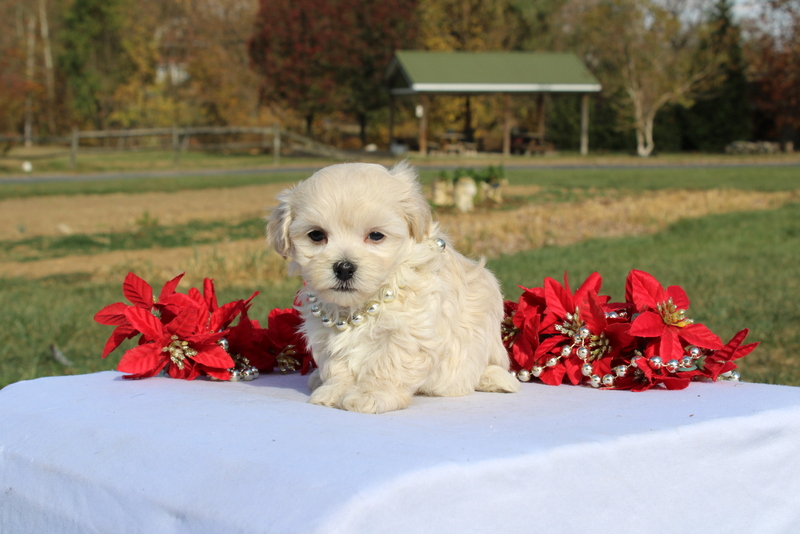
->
[477, 364, 521, 393]
[477, 343, 520, 393]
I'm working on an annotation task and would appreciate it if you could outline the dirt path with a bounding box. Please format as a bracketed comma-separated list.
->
[0, 183, 290, 240]
[1, 187, 794, 282]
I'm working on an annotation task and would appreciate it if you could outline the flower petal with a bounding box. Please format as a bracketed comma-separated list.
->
[581, 292, 608, 333]
[124, 306, 165, 340]
[203, 278, 219, 311]
[679, 323, 724, 350]
[167, 307, 200, 339]
[158, 273, 185, 302]
[659, 327, 683, 361]
[563, 357, 584, 385]
[192, 345, 235, 369]
[625, 270, 664, 312]
[538, 362, 566, 386]
[544, 277, 573, 318]
[210, 300, 242, 332]
[665, 285, 690, 309]
[117, 343, 166, 377]
[94, 302, 130, 326]
[101, 325, 138, 358]
[629, 311, 666, 337]
[123, 272, 154, 309]
[657, 375, 691, 390]
[574, 272, 603, 304]
[511, 334, 535, 370]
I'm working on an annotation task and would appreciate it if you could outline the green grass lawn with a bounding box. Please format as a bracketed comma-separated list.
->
[1, 202, 798, 389]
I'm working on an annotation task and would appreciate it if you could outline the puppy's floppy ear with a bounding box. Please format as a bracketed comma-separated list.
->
[266, 187, 294, 258]
[388, 160, 433, 242]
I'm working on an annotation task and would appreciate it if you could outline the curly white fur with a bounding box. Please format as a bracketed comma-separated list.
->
[267, 161, 519, 413]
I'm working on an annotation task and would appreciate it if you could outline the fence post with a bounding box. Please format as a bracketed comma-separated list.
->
[172, 126, 180, 165]
[273, 123, 281, 166]
[69, 127, 78, 169]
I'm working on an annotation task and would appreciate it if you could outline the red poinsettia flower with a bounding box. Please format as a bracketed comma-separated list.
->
[626, 270, 723, 362]
[117, 306, 234, 380]
[226, 304, 275, 372]
[185, 278, 258, 334]
[263, 308, 314, 374]
[504, 298, 542, 372]
[694, 328, 758, 381]
[532, 273, 617, 386]
[94, 272, 192, 358]
[541, 272, 605, 332]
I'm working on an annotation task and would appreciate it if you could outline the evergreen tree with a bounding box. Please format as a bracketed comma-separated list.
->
[680, 0, 751, 151]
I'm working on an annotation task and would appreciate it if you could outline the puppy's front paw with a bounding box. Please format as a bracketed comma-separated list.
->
[307, 369, 323, 392]
[340, 389, 411, 414]
[308, 382, 347, 408]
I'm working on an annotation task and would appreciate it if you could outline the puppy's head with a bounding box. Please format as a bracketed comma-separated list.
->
[267, 161, 432, 308]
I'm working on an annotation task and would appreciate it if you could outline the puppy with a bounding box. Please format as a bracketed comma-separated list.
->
[267, 161, 519, 413]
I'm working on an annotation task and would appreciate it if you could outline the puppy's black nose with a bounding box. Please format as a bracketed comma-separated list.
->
[333, 260, 357, 282]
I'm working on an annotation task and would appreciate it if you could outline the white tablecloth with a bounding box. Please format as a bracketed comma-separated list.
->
[1, 371, 799, 534]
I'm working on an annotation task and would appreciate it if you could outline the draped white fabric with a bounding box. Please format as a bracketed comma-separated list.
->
[1, 371, 799, 534]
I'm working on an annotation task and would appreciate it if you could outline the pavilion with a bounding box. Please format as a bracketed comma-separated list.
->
[385, 51, 602, 155]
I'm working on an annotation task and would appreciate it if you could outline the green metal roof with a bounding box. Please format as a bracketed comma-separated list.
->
[386, 51, 601, 94]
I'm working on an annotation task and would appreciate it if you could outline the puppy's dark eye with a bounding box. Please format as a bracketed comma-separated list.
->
[368, 231, 385, 242]
[308, 230, 326, 243]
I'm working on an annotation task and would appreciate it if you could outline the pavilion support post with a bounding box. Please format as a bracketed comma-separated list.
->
[419, 94, 429, 156]
[580, 93, 590, 156]
[536, 93, 546, 141]
[503, 93, 512, 156]
[464, 95, 473, 142]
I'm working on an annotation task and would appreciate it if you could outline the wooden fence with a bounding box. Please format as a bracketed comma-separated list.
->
[1, 125, 349, 167]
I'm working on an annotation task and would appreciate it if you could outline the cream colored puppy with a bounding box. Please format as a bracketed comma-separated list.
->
[267, 161, 519, 413]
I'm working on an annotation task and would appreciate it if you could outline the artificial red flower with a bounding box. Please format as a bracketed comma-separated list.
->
[502, 269, 756, 392]
[95, 273, 272, 381]
[263, 308, 314, 374]
[227, 304, 274, 372]
[695, 328, 758, 381]
[94, 272, 192, 357]
[117, 306, 234, 380]
[626, 270, 723, 361]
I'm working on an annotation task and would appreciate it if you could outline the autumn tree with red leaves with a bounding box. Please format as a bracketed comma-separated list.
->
[745, 0, 800, 144]
[248, 0, 418, 141]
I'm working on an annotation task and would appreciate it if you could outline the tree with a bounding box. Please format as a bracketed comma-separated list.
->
[557, 0, 726, 156]
[418, 0, 527, 51]
[745, 0, 800, 144]
[681, 0, 752, 151]
[249, 0, 348, 135]
[338, 0, 419, 144]
[58, 0, 138, 128]
[249, 0, 418, 140]
[182, 0, 265, 126]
